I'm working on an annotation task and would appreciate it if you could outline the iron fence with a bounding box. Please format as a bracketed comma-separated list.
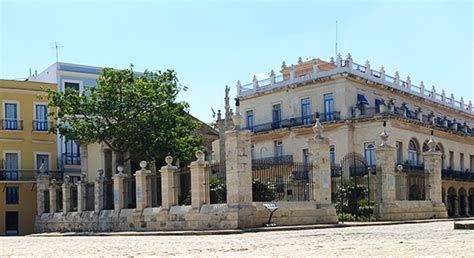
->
[56, 188, 63, 212]
[177, 167, 191, 205]
[85, 183, 95, 211]
[125, 176, 136, 209]
[43, 190, 50, 213]
[149, 173, 162, 207]
[103, 180, 114, 210]
[0, 169, 63, 181]
[210, 162, 226, 204]
[71, 185, 78, 211]
[252, 159, 313, 202]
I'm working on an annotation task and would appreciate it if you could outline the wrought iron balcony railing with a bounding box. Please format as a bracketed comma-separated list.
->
[442, 169, 474, 181]
[62, 153, 81, 166]
[1, 119, 23, 130]
[33, 120, 54, 132]
[245, 111, 341, 133]
[0, 169, 63, 181]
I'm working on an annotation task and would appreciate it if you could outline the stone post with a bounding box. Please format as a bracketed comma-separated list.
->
[77, 173, 87, 213]
[396, 165, 407, 200]
[225, 114, 252, 205]
[94, 169, 105, 213]
[375, 123, 397, 205]
[454, 197, 460, 216]
[465, 195, 470, 216]
[307, 118, 332, 204]
[160, 156, 178, 210]
[49, 180, 59, 213]
[423, 133, 443, 203]
[135, 161, 152, 211]
[62, 176, 72, 214]
[35, 165, 51, 215]
[190, 151, 210, 209]
[113, 166, 127, 212]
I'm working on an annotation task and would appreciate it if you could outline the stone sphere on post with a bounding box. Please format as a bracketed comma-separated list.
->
[117, 165, 124, 175]
[165, 156, 173, 167]
[313, 112, 324, 139]
[139, 161, 147, 170]
[427, 130, 437, 152]
[379, 121, 390, 147]
[195, 150, 205, 162]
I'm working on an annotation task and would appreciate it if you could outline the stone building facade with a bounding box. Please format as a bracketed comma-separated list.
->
[217, 54, 474, 217]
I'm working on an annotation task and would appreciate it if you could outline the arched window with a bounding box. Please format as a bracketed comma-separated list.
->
[408, 139, 418, 165]
[364, 142, 376, 166]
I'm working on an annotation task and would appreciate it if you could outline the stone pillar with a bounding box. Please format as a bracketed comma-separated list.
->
[225, 129, 252, 205]
[49, 181, 58, 214]
[190, 151, 210, 209]
[423, 134, 443, 203]
[94, 169, 105, 213]
[160, 156, 178, 210]
[135, 161, 152, 211]
[80, 144, 88, 180]
[35, 167, 51, 215]
[375, 124, 397, 204]
[62, 176, 72, 214]
[113, 166, 127, 212]
[465, 195, 470, 216]
[77, 174, 87, 213]
[454, 196, 460, 216]
[307, 118, 332, 204]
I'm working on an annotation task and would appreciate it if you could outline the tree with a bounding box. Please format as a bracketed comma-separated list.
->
[45, 66, 202, 167]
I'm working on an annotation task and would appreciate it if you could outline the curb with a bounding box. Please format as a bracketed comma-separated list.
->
[28, 218, 474, 237]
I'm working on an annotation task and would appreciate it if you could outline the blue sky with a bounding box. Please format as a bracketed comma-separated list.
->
[1, 0, 472, 123]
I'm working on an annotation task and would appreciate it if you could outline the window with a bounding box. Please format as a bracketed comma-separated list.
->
[330, 145, 336, 165]
[357, 94, 369, 105]
[64, 82, 80, 91]
[5, 152, 19, 180]
[6, 187, 19, 204]
[36, 154, 50, 174]
[364, 142, 376, 166]
[34, 104, 48, 131]
[301, 98, 311, 125]
[375, 99, 382, 113]
[3, 102, 19, 130]
[272, 104, 281, 128]
[246, 110, 254, 131]
[302, 149, 309, 166]
[449, 151, 454, 169]
[396, 141, 402, 164]
[408, 139, 419, 165]
[65, 140, 80, 165]
[274, 140, 283, 158]
[460, 153, 465, 171]
[324, 93, 334, 121]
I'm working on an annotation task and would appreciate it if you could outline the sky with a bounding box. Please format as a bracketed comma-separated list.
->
[1, 0, 473, 123]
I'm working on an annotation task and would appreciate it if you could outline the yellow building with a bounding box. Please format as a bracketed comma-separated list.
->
[0, 79, 57, 235]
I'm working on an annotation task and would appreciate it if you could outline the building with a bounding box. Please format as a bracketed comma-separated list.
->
[219, 54, 474, 217]
[0, 79, 58, 235]
[28, 62, 103, 181]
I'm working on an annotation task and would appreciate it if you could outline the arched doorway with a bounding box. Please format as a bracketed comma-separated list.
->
[447, 187, 457, 217]
[459, 188, 467, 216]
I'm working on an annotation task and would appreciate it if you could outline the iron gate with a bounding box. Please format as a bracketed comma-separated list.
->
[331, 152, 374, 221]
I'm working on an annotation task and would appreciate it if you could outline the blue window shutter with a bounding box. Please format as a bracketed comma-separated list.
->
[357, 94, 370, 105]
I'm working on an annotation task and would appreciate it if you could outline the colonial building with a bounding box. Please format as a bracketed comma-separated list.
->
[0, 79, 58, 235]
[218, 54, 474, 217]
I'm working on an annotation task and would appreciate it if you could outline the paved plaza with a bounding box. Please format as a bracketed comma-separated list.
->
[1, 221, 472, 256]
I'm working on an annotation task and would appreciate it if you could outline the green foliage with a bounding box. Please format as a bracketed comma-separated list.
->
[334, 182, 375, 221]
[252, 179, 276, 202]
[45, 66, 202, 165]
[209, 176, 226, 204]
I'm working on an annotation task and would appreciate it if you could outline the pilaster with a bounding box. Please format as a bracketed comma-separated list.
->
[160, 156, 178, 210]
[135, 161, 152, 211]
[113, 166, 128, 212]
[225, 129, 252, 205]
[190, 151, 210, 209]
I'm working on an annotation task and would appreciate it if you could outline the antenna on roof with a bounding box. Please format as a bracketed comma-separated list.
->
[50, 41, 64, 63]
[335, 20, 338, 57]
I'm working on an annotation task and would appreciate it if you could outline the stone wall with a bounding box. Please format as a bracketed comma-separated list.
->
[376, 201, 447, 221]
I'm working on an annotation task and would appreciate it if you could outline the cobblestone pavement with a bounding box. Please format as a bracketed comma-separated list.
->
[1, 221, 472, 256]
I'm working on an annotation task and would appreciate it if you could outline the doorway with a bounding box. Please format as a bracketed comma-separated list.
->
[5, 212, 19, 236]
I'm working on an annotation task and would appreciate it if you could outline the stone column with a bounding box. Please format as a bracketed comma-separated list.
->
[160, 156, 178, 210]
[465, 195, 470, 216]
[94, 169, 105, 213]
[49, 181, 58, 214]
[225, 128, 252, 205]
[190, 151, 210, 209]
[80, 144, 88, 180]
[62, 176, 72, 214]
[423, 134, 443, 203]
[77, 174, 87, 213]
[375, 124, 397, 204]
[396, 165, 407, 200]
[307, 118, 332, 204]
[35, 167, 51, 215]
[113, 166, 127, 212]
[454, 196, 460, 216]
[135, 161, 152, 211]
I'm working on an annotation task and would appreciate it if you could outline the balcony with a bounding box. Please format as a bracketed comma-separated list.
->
[0, 169, 63, 181]
[33, 120, 53, 132]
[246, 111, 341, 134]
[442, 169, 474, 181]
[1, 119, 23, 130]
